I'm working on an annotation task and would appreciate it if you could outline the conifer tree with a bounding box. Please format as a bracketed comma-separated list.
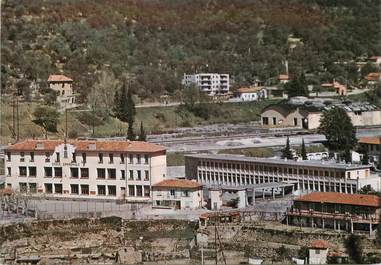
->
[361, 149, 369, 165]
[301, 138, 307, 160]
[138, 121, 146, 141]
[126, 89, 136, 140]
[282, 137, 293, 159]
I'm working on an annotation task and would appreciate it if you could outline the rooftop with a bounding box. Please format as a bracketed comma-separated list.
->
[278, 74, 289, 80]
[309, 239, 330, 249]
[47, 74, 73, 82]
[365, 72, 381, 81]
[358, 136, 381, 145]
[236, 87, 264, 94]
[5, 139, 166, 153]
[185, 154, 371, 170]
[295, 192, 381, 207]
[153, 179, 202, 189]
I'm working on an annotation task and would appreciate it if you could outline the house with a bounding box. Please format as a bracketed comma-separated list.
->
[4, 139, 167, 201]
[182, 73, 229, 96]
[235, 87, 267, 101]
[277, 74, 289, 84]
[185, 154, 378, 195]
[47, 74, 76, 110]
[358, 136, 381, 163]
[364, 72, 381, 85]
[287, 192, 381, 234]
[308, 240, 330, 265]
[266, 86, 288, 99]
[260, 98, 381, 130]
[368, 56, 381, 65]
[321, 81, 347, 96]
[152, 179, 203, 209]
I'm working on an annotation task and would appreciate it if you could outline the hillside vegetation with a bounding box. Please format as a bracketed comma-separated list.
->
[2, 0, 380, 101]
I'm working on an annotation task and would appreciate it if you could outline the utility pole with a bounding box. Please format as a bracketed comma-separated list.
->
[12, 96, 16, 140]
[16, 96, 19, 142]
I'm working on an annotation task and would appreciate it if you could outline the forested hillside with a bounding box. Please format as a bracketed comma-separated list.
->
[1, 0, 380, 101]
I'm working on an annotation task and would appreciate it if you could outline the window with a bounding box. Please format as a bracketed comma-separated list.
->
[262, 117, 269, 125]
[136, 185, 143, 197]
[108, 185, 116, 196]
[137, 170, 142, 180]
[71, 168, 79, 178]
[30, 152, 34, 162]
[108, 168, 116, 179]
[294, 118, 298, 126]
[71, 184, 79, 194]
[128, 185, 135, 196]
[19, 183, 27, 193]
[137, 154, 141, 164]
[144, 154, 149, 164]
[316, 250, 320, 254]
[81, 185, 89, 195]
[29, 167, 37, 177]
[45, 183, 53, 194]
[109, 153, 114, 164]
[81, 168, 89, 179]
[183, 190, 190, 197]
[6, 152, 11, 161]
[98, 185, 106, 195]
[29, 183, 37, 193]
[54, 184, 63, 194]
[129, 154, 133, 164]
[97, 168, 106, 179]
[129, 170, 134, 180]
[44, 167, 52, 177]
[98, 153, 103, 163]
[144, 186, 150, 197]
[272, 117, 277, 125]
[55, 152, 60, 162]
[45, 152, 50, 162]
[19, 166, 27, 177]
[20, 152, 25, 162]
[7, 167, 11, 176]
[144, 170, 149, 181]
[120, 154, 125, 164]
[170, 190, 175, 196]
[54, 167, 62, 178]
[72, 153, 76, 163]
[82, 153, 87, 163]
[121, 170, 125, 180]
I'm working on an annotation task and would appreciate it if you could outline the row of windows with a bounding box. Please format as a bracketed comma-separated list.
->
[198, 161, 351, 178]
[16, 183, 150, 197]
[10, 167, 150, 181]
[6, 152, 150, 165]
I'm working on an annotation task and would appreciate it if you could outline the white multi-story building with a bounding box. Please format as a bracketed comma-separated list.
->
[4, 139, 167, 201]
[47, 74, 76, 110]
[185, 154, 379, 194]
[182, 73, 230, 96]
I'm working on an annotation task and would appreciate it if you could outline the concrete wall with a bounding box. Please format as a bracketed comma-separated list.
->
[309, 248, 328, 264]
[348, 110, 381, 127]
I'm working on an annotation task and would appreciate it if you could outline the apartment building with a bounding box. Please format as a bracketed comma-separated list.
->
[185, 154, 376, 194]
[182, 73, 229, 96]
[47, 74, 76, 110]
[4, 139, 166, 201]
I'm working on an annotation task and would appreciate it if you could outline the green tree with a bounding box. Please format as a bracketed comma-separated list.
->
[32, 106, 59, 139]
[344, 234, 363, 264]
[361, 62, 379, 78]
[361, 149, 369, 165]
[138, 121, 146, 141]
[318, 107, 357, 152]
[126, 88, 136, 140]
[282, 137, 293, 159]
[301, 138, 307, 160]
[344, 146, 352, 163]
[284, 73, 308, 97]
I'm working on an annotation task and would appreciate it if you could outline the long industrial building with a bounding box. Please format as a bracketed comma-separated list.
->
[185, 154, 378, 194]
[4, 139, 167, 201]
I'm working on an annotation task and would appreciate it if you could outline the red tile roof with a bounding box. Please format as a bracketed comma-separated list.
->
[5, 139, 166, 153]
[358, 136, 381, 145]
[48, 75, 73, 82]
[295, 192, 381, 207]
[236, 87, 264, 94]
[365, 72, 381, 81]
[278, 74, 289, 80]
[153, 179, 202, 189]
[309, 239, 330, 249]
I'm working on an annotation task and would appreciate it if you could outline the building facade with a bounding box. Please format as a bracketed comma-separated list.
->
[287, 192, 380, 233]
[185, 154, 374, 194]
[47, 74, 76, 110]
[4, 140, 167, 201]
[235, 87, 267, 102]
[182, 73, 229, 96]
[152, 179, 203, 209]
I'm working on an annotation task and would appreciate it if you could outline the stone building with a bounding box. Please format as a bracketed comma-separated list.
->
[47, 74, 76, 110]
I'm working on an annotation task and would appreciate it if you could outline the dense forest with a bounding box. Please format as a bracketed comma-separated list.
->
[1, 0, 380, 101]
